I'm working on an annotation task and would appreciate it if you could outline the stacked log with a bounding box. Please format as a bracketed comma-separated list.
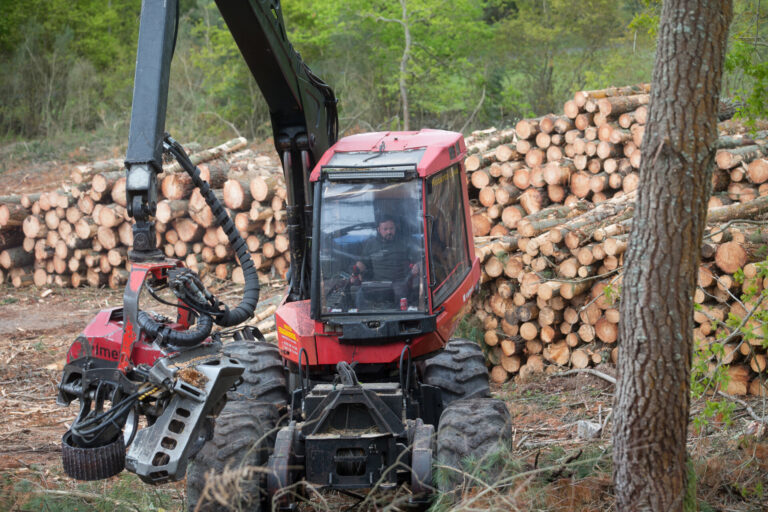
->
[0, 138, 291, 289]
[465, 83, 768, 395]
[3, 86, 768, 395]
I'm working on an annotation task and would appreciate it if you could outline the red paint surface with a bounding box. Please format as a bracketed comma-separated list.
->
[310, 130, 465, 182]
[67, 307, 167, 366]
[68, 259, 198, 370]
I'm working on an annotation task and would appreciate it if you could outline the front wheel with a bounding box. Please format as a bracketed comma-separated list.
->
[222, 340, 289, 405]
[186, 401, 280, 511]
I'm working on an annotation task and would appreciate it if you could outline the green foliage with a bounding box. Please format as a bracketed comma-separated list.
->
[602, 282, 620, 305]
[491, 0, 647, 117]
[683, 457, 697, 512]
[629, 0, 768, 127]
[0, 1, 139, 139]
[2, 0, 761, 159]
[186, 2, 271, 140]
[627, 0, 661, 37]
[284, 0, 494, 131]
[725, 39, 768, 125]
[691, 256, 768, 430]
[723, 1, 768, 126]
[455, 314, 483, 342]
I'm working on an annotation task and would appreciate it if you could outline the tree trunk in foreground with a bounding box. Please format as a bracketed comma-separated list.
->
[613, 1, 732, 510]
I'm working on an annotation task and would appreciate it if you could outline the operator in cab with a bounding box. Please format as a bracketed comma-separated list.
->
[352, 215, 420, 310]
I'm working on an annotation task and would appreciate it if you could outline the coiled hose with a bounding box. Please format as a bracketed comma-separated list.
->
[136, 136, 261, 347]
[137, 310, 214, 348]
[164, 135, 260, 327]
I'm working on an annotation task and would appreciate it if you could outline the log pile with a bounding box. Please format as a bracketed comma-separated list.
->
[3, 86, 768, 396]
[0, 137, 292, 289]
[464, 83, 768, 395]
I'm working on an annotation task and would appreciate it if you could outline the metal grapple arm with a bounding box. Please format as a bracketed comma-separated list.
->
[123, 0, 339, 296]
[124, 0, 178, 260]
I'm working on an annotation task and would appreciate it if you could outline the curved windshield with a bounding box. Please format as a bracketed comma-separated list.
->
[318, 179, 426, 315]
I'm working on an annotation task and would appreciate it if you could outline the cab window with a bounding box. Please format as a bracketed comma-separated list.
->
[318, 180, 427, 315]
[427, 165, 470, 306]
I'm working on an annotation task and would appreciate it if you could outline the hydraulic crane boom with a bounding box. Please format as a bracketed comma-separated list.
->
[124, 0, 338, 300]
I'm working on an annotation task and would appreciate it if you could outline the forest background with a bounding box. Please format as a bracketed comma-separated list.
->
[0, 0, 765, 166]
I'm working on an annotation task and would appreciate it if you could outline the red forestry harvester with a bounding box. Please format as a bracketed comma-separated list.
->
[57, 1, 511, 509]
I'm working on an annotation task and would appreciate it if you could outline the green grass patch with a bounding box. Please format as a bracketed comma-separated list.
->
[2, 469, 183, 512]
[454, 315, 483, 343]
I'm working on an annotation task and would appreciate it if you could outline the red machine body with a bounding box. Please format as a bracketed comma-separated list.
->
[275, 129, 480, 367]
[64, 260, 198, 369]
[57, 0, 494, 494]
[65, 308, 164, 367]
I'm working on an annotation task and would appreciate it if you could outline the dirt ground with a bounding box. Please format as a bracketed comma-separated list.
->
[0, 287, 119, 466]
[1, 280, 766, 511]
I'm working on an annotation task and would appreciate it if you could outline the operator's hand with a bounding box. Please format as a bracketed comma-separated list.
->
[350, 262, 364, 285]
[410, 263, 420, 276]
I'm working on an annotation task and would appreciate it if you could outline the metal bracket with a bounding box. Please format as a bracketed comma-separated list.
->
[125, 351, 243, 483]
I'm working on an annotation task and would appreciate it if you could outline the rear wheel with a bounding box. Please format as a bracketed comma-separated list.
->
[186, 401, 280, 511]
[422, 338, 490, 406]
[223, 340, 289, 405]
[435, 397, 512, 493]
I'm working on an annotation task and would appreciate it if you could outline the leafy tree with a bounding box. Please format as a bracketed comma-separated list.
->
[184, 1, 271, 140]
[1, 0, 757, 148]
[285, 0, 492, 132]
[490, 0, 630, 117]
[628, 0, 768, 124]
[0, 0, 139, 138]
[724, 1, 768, 124]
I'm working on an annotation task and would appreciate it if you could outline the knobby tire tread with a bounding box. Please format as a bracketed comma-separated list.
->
[422, 338, 490, 405]
[186, 401, 280, 511]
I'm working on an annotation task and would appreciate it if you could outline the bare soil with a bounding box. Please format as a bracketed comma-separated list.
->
[1, 281, 766, 511]
[0, 287, 122, 468]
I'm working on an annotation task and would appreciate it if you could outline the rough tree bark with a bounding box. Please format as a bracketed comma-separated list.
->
[613, 1, 733, 510]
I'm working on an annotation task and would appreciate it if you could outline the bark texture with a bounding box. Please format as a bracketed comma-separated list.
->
[613, 1, 733, 510]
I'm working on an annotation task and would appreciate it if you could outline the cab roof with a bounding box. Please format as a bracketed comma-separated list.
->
[310, 129, 466, 181]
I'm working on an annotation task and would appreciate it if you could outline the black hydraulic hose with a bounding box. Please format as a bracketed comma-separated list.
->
[138, 310, 213, 348]
[164, 135, 259, 327]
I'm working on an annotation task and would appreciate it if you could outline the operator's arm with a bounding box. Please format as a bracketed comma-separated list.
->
[123, 0, 338, 302]
[353, 240, 374, 282]
[407, 239, 421, 276]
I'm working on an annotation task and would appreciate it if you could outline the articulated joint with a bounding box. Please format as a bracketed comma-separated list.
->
[125, 162, 162, 259]
[125, 163, 160, 220]
[276, 131, 309, 152]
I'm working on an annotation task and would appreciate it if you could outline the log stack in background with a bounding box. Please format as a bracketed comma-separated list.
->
[462, 83, 768, 396]
[0, 137, 292, 290]
[3, 85, 768, 397]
